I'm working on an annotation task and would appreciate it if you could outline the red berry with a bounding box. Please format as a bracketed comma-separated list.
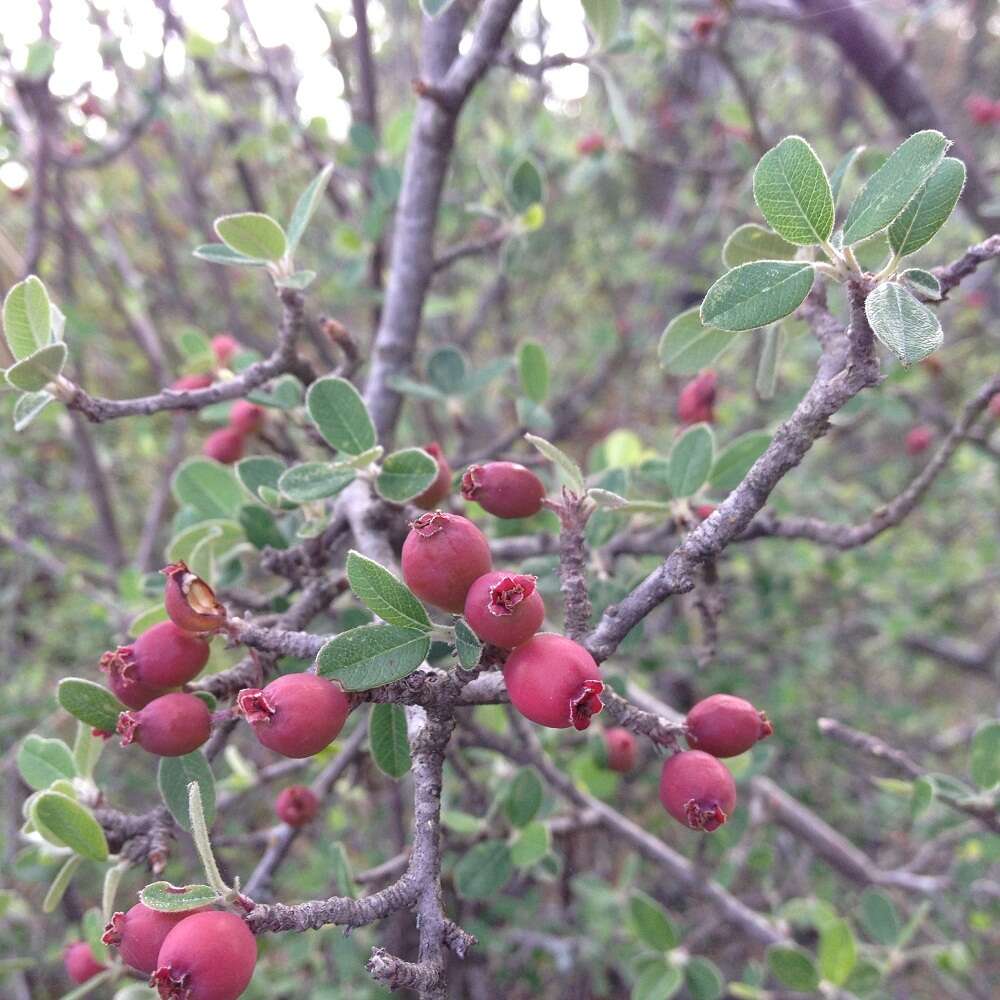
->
[678, 370, 717, 425]
[100, 651, 168, 710]
[503, 633, 604, 730]
[203, 426, 245, 464]
[921, 356, 944, 377]
[152, 910, 257, 1000]
[117, 693, 211, 757]
[102, 621, 210, 694]
[460, 462, 545, 519]
[238, 674, 349, 758]
[965, 94, 998, 126]
[161, 561, 228, 633]
[604, 727, 638, 772]
[905, 425, 934, 456]
[103, 904, 199, 975]
[228, 400, 264, 435]
[275, 785, 319, 827]
[401, 511, 493, 613]
[172, 373, 213, 392]
[694, 504, 716, 521]
[685, 693, 772, 758]
[413, 443, 452, 509]
[463, 571, 544, 650]
[576, 132, 606, 156]
[63, 941, 105, 984]
[692, 13, 719, 41]
[211, 334, 240, 367]
[966, 290, 988, 309]
[80, 94, 103, 117]
[659, 750, 736, 832]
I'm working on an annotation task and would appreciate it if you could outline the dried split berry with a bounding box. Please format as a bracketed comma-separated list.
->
[401, 511, 493, 613]
[162, 561, 228, 633]
[103, 621, 210, 693]
[685, 693, 772, 758]
[905, 425, 934, 455]
[460, 462, 545, 520]
[503, 633, 604, 731]
[152, 910, 257, 1000]
[202, 426, 245, 465]
[275, 785, 319, 827]
[63, 941, 106, 984]
[413, 443, 452, 510]
[677, 370, 717, 425]
[171, 373, 213, 392]
[603, 727, 638, 773]
[117, 693, 212, 757]
[228, 400, 264, 435]
[659, 750, 736, 832]
[211, 333, 239, 367]
[463, 571, 545, 650]
[238, 673, 349, 759]
[103, 903, 200, 975]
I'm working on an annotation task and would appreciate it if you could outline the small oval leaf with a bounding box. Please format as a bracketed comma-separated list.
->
[700, 261, 815, 332]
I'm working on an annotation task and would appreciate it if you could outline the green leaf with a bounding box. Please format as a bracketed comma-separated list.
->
[582, 0, 621, 47]
[887, 157, 965, 257]
[766, 945, 819, 991]
[668, 424, 714, 497]
[756, 325, 783, 400]
[900, 268, 942, 300]
[306, 376, 377, 455]
[843, 130, 950, 244]
[3, 275, 51, 360]
[387, 375, 446, 402]
[504, 768, 543, 827]
[31, 792, 108, 861]
[518, 341, 550, 403]
[157, 753, 216, 832]
[274, 270, 316, 290]
[13, 390, 55, 431]
[524, 433, 582, 493]
[864, 281, 943, 367]
[628, 890, 678, 950]
[287, 163, 333, 254]
[43, 855, 82, 914]
[454, 841, 513, 900]
[172, 458, 244, 519]
[970, 720, 1000, 789]
[72, 723, 104, 781]
[722, 223, 798, 268]
[24, 39, 55, 80]
[701, 261, 815, 332]
[345, 446, 384, 469]
[633, 960, 682, 1000]
[17, 736, 76, 791]
[588, 488, 629, 509]
[5, 342, 67, 391]
[58, 678, 122, 733]
[214, 213, 287, 262]
[278, 462, 355, 503]
[239, 505, 287, 550]
[166, 519, 244, 568]
[192, 243, 268, 267]
[859, 889, 900, 945]
[819, 919, 857, 986]
[685, 957, 725, 1000]
[911, 775, 935, 817]
[369, 704, 412, 778]
[829, 145, 864, 204]
[317, 623, 430, 691]
[510, 821, 550, 867]
[346, 550, 431, 631]
[752, 136, 834, 245]
[139, 882, 218, 913]
[507, 158, 544, 212]
[426, 346, 467, 395]
[657, 308, 736, 375]
[453, 618, 483, 669]
[376, 448, 437, 503]
[248, 373, 304, 409]
[235, 456, 286, 503]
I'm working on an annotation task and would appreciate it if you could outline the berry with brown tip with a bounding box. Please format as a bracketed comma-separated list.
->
[211, 333, 239, 367]
[238, 673, 349, 759]
[460, 462, 545, 519]
[603, 727, 638, 772]
[401, 511, 492, 613]
[275, 785, 319, 827]
[171, 373, 213, 392]
[504, 633, 604, 730]
[202, 426, 245, 464]
[161, 562, 228, 633]
[117, 693, 211, 757]
[685, 693, 772, 758]
[228, 400, 264, 435]
[63, 941, 105, 984]
[102, 621, 210, 693]
[152, 910, 257, 1000]
[678, 370, 717, 425]
[463, 571, 544, 650]
[103, 903, 199, 975]
[660, 750, 736, 831]
[413, 443, 452, 510]
[905, 425, 934, 456]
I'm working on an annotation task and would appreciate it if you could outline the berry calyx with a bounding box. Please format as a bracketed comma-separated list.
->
[603, 727, 638, 773]
[103, 903, 200, 975]
[238, 673, 349, 758]
[211, 333, 240, 367]
[463, 571, 545, 650]
[100, 649, 168, 710]
[117, 693, 211, 757]
[678, 370, 717, 425]
[63, 941, 106, 984]
[460, 462, 545, 519]
[103, 621, 210, 691]
[202, 426, 245, 464]
[503, 633, 604, 730]
[685, 693, 772, 758]
[401, 511, 493, 613]
[228, 400, 264, 435]
[162, 562, 228, 633]
[905, 425, 934, 456]
[171, 373, 213, 392]
[152, 910, 257, 1000]
[413, 443, 452, 510]
[659, 750, 736, 832]
[275, 785, 319, 827]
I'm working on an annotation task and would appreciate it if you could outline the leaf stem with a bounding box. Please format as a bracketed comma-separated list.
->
[187, 781, 230, 897]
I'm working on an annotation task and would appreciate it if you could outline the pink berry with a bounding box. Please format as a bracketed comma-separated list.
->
[238, 673, 349, 759]
[228, 400, 264, 435]
[604, 727, 638, 772]
[965, 94, 998, 126]
[503, 633, 604, 731]
[100, 652, 168, 710]
[275, 785, 319, 827]
[576, 132, 606, 156]
[117, 693, 211, 757]
[63, 941, 105, 984]
[211, 334, 240, 367]
[678, 370, 717, 425]
[202, 426, 245, 464]
[401, 511, 493, 613]
[460, 462, 546, 519]
[413, 443, 452, 510]
[103, 904, 200, 975]
[685, 693, 772, 758]
[171, 373, 213, 392]
[161, 561, 228, 633]
[463, 571, 545, 650]
[659, 750, 736, 832]
[694, 504, 716, 521]
[905, 425, 934, 456]
[102, 621, 210, 693]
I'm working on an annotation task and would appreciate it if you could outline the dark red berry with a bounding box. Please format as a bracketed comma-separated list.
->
[103, 904, 200, 975]
[921, 356, 944, 377]
[463, 571, 544, 650]
[102, 621, 210, 693]
[161, 561, 228, 633]
[685, 693, 772, 758]
[152, 910, 256, 1000]
[503, 633, 604, 730]
[965, 94, 1000, 126]
[659, 750, 736, 832]
[401, 511, 493, 613]
[413, 443, 452, 510]
[694, 504, 716, 521]
[101, 651, 168, 710]
[63, 941, 105, 983]
[461, 462, 545, 519]
[275, 785, 319, 827]
[576, 132, 606, 156]
[117, 693, 211, 757]
[203, 426, 245, 464]
[692, 13, 719, 41]
[905, 425, 934, 456]
[172, 373, 213, 392]
[211, 334, 239, 367]
[604, 727, 638, 772]
[678, 370, 717, 425]
[229, 400, 264, 435]
[238, 673, 349, 759]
